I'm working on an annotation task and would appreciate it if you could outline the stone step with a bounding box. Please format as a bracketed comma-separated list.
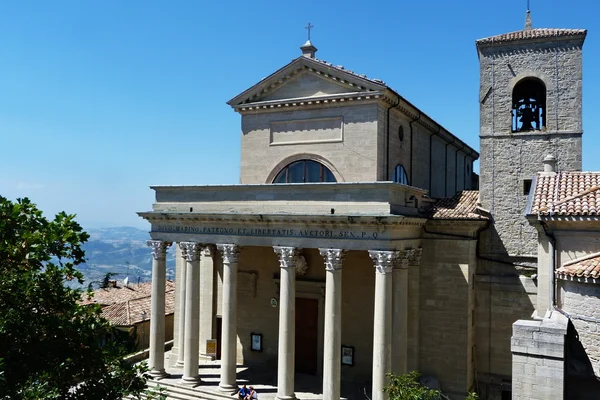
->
[144, 379, 236, 400]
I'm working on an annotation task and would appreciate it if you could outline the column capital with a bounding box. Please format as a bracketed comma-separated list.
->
[407, 248, 423, 266]
[147, 240, 172, 261]
[201, 244, 216, 257]
[368, 250, 401, 274]
[273, 246, 301, 269]
[319, 248, 346, 271]
[217, 244, 240, 264]
[180, 242, 203, 262]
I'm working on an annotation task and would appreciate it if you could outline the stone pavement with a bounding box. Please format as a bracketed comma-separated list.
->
[143, 355, 371, 400]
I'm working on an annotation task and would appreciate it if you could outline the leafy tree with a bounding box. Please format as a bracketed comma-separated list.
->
[0, 196, 148, 399]
[384, 371, 479, 400]
[384, 371, 441, 400]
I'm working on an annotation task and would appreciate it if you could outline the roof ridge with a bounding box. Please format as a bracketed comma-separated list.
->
[125, 300, 131, 325]
[562, 252, 600, 267]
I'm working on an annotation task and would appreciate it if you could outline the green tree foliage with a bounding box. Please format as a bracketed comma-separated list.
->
[384, 371, 441, 400]
[0, 196, 148, 399]
[384, 371, 479, 400]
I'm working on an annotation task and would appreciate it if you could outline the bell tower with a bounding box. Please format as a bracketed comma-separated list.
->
[476, 11, 586, 260]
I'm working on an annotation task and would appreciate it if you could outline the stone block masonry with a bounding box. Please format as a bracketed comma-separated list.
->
[511, 312, 568, 400]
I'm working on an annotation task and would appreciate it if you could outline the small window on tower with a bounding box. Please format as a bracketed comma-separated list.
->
[523, 179, 533, 196]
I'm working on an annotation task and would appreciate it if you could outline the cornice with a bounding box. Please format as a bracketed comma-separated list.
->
[234, 91, 392, 113]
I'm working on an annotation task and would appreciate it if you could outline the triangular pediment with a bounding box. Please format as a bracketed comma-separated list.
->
[228, 57, 387, 107]
[260, 72, 353, 101]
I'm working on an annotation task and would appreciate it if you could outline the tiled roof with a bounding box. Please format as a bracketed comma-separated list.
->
[426, 190, 488, 220]
[310, 57, 387, 87]
[531, 172, 600, 216]
[477, 28, 587, 45]
[556, 253, 600, 280]
[82, 281, 175, 326]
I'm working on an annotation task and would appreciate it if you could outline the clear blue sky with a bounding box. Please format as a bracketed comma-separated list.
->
[1, 0, 599, 229]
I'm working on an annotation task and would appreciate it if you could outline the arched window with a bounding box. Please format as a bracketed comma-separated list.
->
[512, 78, 546, 132]
[392, 164, 409, 185]
[273, 159, 336, 183]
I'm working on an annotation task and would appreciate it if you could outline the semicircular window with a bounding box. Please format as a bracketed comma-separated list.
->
[392, 164, 409, 185]
[273, 160, 337, 183]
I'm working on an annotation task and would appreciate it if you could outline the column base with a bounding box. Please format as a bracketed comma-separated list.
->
[174, 360, 185, 368]
[149, 369, 170, 380]
[275, 395, 296, 400]
[218, 383, 238, 394]
[180, 376, 201, 386]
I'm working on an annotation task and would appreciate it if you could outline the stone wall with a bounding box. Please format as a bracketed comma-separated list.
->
[479, 134, 581, 258]
[559, 280, 600, 376]
[418, 234, 478, 398]
[478, 37, 584, 260]
[238, 99, 475, 198]
[478, 39, 584, 137]
[239, 103, 381, 184]
[475, 265, 537, 398]
[511, 313, 568, 400]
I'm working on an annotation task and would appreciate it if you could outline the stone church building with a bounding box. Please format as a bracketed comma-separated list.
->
[139, 10, 600, 400]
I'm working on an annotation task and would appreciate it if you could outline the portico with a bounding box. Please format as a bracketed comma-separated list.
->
[140, 182, 426, 400]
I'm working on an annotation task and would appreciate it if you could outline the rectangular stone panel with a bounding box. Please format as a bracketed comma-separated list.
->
[270, 116, 343, 145]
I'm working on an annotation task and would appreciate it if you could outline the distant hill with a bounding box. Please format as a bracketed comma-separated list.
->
[77, 227, 176, 288]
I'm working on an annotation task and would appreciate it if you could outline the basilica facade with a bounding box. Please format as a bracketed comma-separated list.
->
[139, 11, 599, 400]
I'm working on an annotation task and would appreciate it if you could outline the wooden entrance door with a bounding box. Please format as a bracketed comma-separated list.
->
[295, 297, 319, 375]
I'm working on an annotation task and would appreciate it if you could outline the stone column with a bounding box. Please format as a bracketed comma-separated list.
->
[176, 243, 187, 367]
[147, 240, 172, 378]
[369, 250, 400, 400]
[406, 249, 422, 372]
[180, 242, 202, 384]
[319, 248, 345, 400]
[273, 246, 299, 400]
[391, 249, 421, 375]
[170, 242, 182, 367]
[217, 244, 241, 393]
[199, 245, 215, 357]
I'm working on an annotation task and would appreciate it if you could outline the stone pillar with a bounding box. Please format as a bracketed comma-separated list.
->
[199, 245, 215, 357]
[319, 248, 345, 400]
[217, 244, 240, 393]
[391, 251, 409, 376]
[176, 243, 187, 368]
[147, 240, 172, 378]
[406, 249, 422, 372]
[180, 242, 202, 384]
[170, 242, 182, 367]
[391, 248, 422, 375]
[369, 250, 400, 400]
[273, 246, 299, 400]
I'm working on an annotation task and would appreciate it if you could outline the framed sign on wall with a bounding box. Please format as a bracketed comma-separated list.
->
[341, 345, 354, 366]
[251, 333, 263, 352]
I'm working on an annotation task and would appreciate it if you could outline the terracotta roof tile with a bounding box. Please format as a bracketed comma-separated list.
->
[83, 281, 175, 326]
[556, 253, 600, 280]
[426, 190, 488, 220]
[531, 172, 600, 217]
[81, 281, 174, 306]
[477, 28, 586, 45]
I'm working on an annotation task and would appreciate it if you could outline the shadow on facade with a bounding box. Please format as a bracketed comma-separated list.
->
[476, 224, 537, 400]
[566, 320, 600, 400]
